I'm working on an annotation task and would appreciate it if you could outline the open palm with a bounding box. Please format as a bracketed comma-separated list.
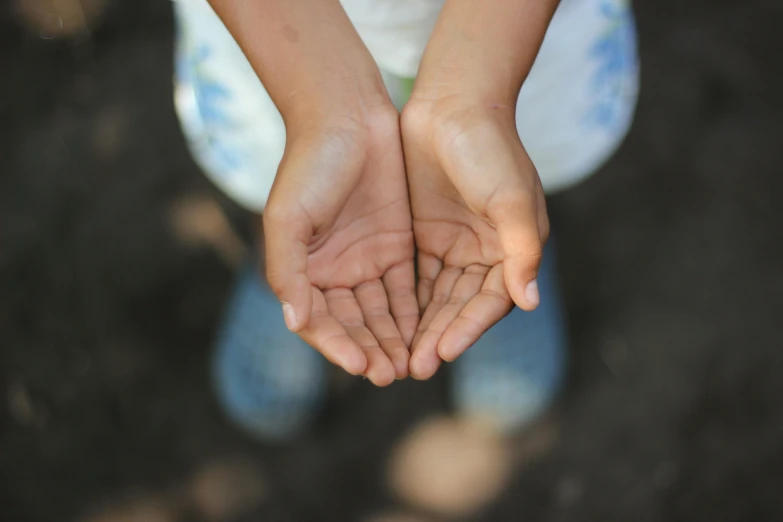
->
[402, 102, 549, 380]
[264, 110, 418, 386]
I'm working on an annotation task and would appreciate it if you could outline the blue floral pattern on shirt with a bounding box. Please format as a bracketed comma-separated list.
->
[585, 0, 638, 130]
[175, 30, 244, 176]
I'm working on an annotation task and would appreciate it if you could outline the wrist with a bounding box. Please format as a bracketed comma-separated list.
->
[286, 93, 400, 152]
[402, 94, 515, 144]
[411, 60, 522, 109]
[281, 67, 394, 136]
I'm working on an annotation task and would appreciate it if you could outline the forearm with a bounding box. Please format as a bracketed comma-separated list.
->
[413, 0, 560, 105]
[208, 0, 389, 128]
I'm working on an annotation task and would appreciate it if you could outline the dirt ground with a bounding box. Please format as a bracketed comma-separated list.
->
[2, 0, 783, 521]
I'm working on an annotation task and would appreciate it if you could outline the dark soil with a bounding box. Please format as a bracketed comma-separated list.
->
[2, 0, 783, 521]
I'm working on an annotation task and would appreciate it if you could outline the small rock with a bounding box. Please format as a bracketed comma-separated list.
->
[386, 415, 513, 517]
[168, 195, 247, 269]
[13, 0, 108, 38]
[190, 457, 268, 522]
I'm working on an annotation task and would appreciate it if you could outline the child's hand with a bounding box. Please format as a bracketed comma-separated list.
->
[264, 107, 418, 386]
[401, 98, 549, 380]
[207, 0, 419, 385]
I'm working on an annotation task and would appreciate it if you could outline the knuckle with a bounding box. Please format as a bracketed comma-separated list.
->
[526, 247, 544, 266]
[430, 292, 449, 305]
[512, 243, 544, 270]
[479, 287, 512, 306]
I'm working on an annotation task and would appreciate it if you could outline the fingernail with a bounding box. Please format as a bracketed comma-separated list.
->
[525, 279, 540, 307]
[281, 302, 297, 330]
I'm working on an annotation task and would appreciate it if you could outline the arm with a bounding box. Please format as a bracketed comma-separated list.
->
[402, 0, 560, 378]
[206, 0, 418, 385]
[207, 0, 389, 129]
[413, 0, 560, 105]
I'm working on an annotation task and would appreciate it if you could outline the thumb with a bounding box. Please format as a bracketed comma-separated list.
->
[489, 188, 545, 311]
[262, 198, 313, 332]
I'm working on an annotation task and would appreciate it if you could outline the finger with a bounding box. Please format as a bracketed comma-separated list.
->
[345, 325, 398, 387]
[298, 288, 367, 376]
[355, 279, 410, 379]
[437, 264, 513, 362]
[262, 201, 313, 332]
[382, 260, 420, 348]
[409, 265, 462, 380]
[324, 288, 396, 387]
[414, 266, 487, 365]
[488, 187, 544, 312]
[416, 252, 443, 313]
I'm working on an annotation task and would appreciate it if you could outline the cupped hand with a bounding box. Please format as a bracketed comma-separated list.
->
[401, 98, 549, 380]
[263, 107, 419, 386]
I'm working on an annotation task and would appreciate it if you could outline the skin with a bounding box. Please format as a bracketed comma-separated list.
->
[403, 0, 561, 379]
[209, 0, 418, 386]
[207, 0, 560, 383]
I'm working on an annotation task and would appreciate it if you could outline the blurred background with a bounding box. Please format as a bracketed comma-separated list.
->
[1, 0, 783, 521]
